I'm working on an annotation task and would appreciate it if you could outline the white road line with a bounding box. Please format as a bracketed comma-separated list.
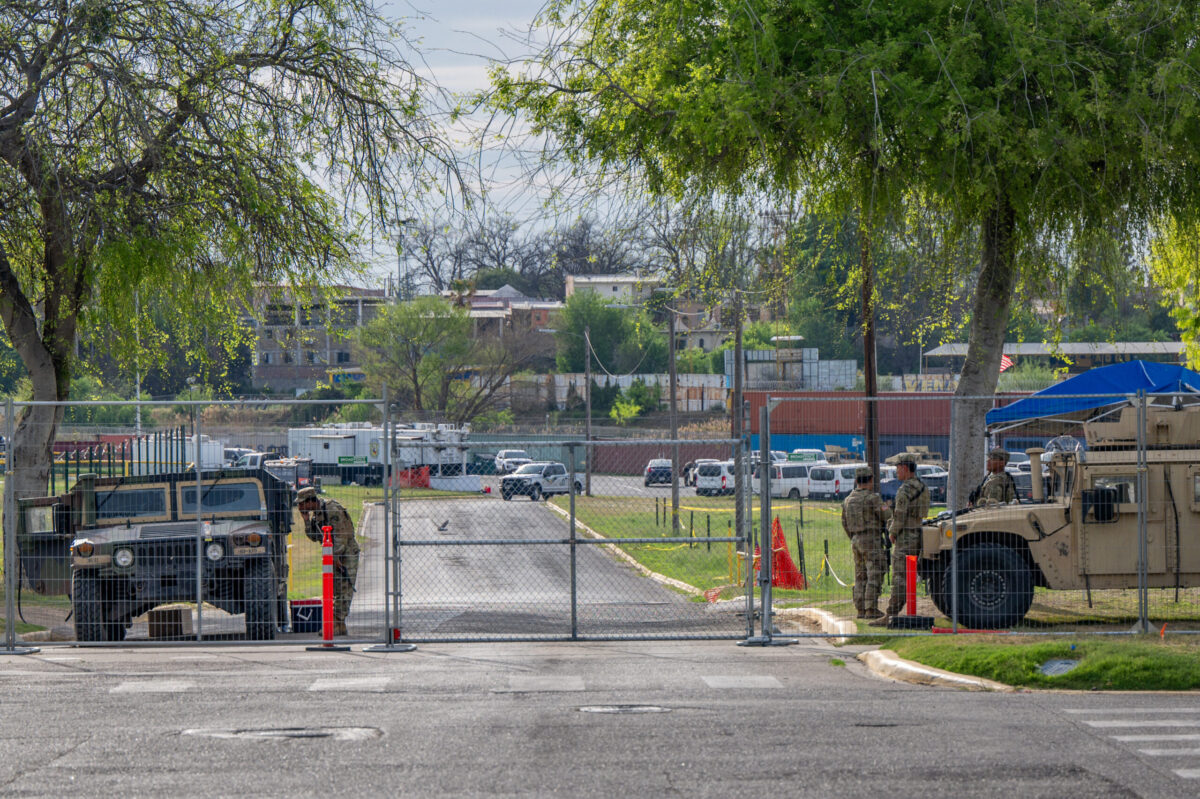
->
[308, 677, 390, 692]
[702, 676, 781, 689]
[1066, 708, 1200, 715]
[501, 676, 586, 693]
[1113, 734, 1200, 742]
[1138, 748, 1200, 756]
[111, 680, 195, 693]
[1085, 720, 1200, 729]
[1173, 769, 1200, 779]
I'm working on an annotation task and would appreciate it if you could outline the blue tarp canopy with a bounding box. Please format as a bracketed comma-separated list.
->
[985, 360, 1200, 427]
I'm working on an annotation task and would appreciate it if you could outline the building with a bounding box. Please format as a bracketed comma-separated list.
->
[565, 274, 663, 304]
[923, 342, 1185, 375]
[247, 285, 387, 394]
[439, 284, 563, 342]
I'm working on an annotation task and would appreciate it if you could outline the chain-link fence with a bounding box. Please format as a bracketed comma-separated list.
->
[755, 391, 1200, 641]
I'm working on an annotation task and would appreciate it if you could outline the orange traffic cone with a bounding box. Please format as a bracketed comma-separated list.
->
[770, 516, 806, 590]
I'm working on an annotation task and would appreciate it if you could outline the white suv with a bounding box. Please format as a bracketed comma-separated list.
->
[695, 461, 736, 496]
[494, 449, 532, 474]
[807, 463, 866, 500]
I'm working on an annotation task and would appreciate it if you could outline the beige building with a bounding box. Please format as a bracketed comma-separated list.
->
[248, 285, 387, 394]
[565, 274, 663, 304]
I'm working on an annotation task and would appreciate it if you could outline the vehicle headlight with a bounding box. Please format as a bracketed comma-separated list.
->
[246, 532, 262, 547]
[114, 548, 134, 568]
[75, 541, 94, 557]
[205, 542, 225, 561]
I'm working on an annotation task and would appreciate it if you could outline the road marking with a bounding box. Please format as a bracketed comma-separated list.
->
[501, 676, 585, 692]
[1113, 734, 1200, 742]
[308, 677, 390, 692]
[1138, 748, 1200, 756]
[1066, 708, 1200, 714]
[1085, 720, 1200, 728]
[111, 680, 195, 693]
[1174, 769, 1200, 778]
[702, 676, 781, 689]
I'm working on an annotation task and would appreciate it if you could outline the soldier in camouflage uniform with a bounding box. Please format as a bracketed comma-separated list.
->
[296, 486, 359, 636]
[969, 448, 1017, 506]
[841, 467, 890, 619]
[870, 453, 930, 625]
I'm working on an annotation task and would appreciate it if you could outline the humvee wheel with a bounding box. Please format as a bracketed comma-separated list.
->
[949, 543, 1033, 629]
[244, 558, 276, 640]
[73, 571, 110, 642]
[926, 569, 951, 617]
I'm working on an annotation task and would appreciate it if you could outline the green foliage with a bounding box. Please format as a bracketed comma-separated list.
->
[675, 347, 714, 374]
[0, 335, 27, 396]
[63, 376, 139, 426]
[997, 361, 1062, 393]
[588, 379, 621, 414]
[289, 383, 368, 426]
[609, 396, 640, 425]
[555, 292, 667, 374]
[624, 379, 661, 414]
[474, 267, 536, 297]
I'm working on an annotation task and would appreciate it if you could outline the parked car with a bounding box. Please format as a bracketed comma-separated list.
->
[752, 462, 815, 499]
[224, 447, 254, 466]
[234, 451, 269, 470]
[500, 462, 582, 500]
[1005, 451, 1031, 474]
[683, 458, 720, 486]
[644, 458, 673, 486]
[494, 449, 532, 474]
[808, 463, 866, 500]
[695, 460, 736, 496]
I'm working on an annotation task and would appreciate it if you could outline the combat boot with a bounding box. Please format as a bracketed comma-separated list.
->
[334, 620, 348, 636]
[860, 608, 885, 620]
[867, 615, 891, 628]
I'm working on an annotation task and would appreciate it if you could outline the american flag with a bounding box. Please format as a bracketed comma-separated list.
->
[999, 354, 1014, 373]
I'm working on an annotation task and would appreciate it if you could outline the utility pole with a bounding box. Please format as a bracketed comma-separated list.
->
[668, 308, 679, 533]
[584, 324, 592, 497]
[732, 292, 745, 548]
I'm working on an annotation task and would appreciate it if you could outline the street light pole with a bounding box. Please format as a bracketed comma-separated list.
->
[668, 308, 679, 533]
[584, 324, 592, 497]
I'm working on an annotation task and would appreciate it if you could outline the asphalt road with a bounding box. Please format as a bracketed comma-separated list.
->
[1, 639, 1197, 797]
[349, 495, 743, 640]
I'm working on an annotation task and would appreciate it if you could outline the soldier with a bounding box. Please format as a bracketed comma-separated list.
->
[841, 467, 890, 620]
[295, 486, 360, 636]
[870, 453, 929, 626]
[969, 448, 1017, 507]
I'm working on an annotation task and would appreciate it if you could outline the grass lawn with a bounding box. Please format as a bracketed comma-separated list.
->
[549, 493, 924, 603]
[887, 634, 1200, 691]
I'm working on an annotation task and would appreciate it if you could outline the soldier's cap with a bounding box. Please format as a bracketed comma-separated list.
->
[295, 486, 319, 504]
[988, 448, 1010, 462]
[895, 453, 917, 466]
[855, 467, 873, 479]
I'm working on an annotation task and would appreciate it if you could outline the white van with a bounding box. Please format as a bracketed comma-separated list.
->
[695, 460, 736, 496]
[752, 462, 815, 499]
[807, 462, 866, 500]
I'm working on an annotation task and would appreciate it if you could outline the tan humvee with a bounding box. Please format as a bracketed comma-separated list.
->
[917, 401, 1200, 629]
[885, 445, 947, 469]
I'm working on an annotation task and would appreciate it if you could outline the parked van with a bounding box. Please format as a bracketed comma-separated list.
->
[807, 462, 866, 500]
[695, 460, 736, 496]
[752, 462, 815, 499]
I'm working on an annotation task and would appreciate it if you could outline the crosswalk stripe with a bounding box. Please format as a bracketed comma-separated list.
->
[308, 677, 390, 692]
[1174, 769, 1200, 779]
[1138, 748, 1200, 756]
[1085, 720, 1200, 728]
[503, 676, 585, 692]
[1113, 734, 1200, 742]
[111, 680, 195, 693]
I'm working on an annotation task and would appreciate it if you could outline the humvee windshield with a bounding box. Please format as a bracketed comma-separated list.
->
[179, 480, 264, 516]
[95, 484, 170, 522]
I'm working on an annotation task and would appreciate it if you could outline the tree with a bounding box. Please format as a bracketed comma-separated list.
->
[354, 297, 540, 424]
[494, 0, 1200, 502]
[0, 1, 456, 497]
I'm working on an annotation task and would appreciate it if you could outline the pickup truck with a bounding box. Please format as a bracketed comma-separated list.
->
[500, 462, 584, 500]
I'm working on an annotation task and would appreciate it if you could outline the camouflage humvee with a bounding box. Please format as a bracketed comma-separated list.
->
[918, 401, 1200, 629]
[16, 469, 293, 641]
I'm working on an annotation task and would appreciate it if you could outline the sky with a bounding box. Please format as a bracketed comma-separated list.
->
[358, 1, 556, 288]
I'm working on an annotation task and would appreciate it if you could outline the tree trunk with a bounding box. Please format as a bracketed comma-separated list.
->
[950, 198, 1018, 507]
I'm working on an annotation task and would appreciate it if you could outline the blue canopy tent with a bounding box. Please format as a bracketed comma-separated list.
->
[985, 360, 1200, 430]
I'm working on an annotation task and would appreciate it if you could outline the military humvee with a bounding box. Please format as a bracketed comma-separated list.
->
[16, 468, 293, 641]
[918, 401, 1200, 629]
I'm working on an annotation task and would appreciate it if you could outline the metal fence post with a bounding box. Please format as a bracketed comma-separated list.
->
[1134, 389, 1151, 634]
[194, 404, 204, 641]
[740, 402, 792, 647]
[4, 398, 38, 654]
[568, 443, 578, 639]
[949, 395, 959, 634]
[366, 388, 416, 653]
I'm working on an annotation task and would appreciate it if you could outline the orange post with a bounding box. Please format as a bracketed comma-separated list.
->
[321, 525, 334, 641]
[306, 525, 349, 651]
[905, 554, 918, 615]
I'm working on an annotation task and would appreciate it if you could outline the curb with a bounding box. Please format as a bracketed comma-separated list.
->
[856, 649, 1014, 692]
[774, 607, 857, 643]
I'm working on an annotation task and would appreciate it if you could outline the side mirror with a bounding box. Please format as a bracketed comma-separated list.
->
[53, 502, 72, 537]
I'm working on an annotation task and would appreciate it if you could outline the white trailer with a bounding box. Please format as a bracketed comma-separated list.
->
[285, 422, 471, 485]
